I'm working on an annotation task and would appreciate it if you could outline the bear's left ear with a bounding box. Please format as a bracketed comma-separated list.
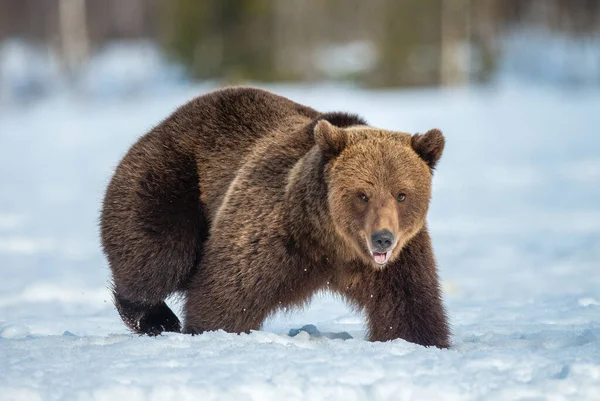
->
[314, 120, 347, 157]
[411, 129, 445, 170]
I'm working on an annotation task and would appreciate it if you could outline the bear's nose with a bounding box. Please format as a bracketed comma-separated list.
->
[371, 230, 394, 251]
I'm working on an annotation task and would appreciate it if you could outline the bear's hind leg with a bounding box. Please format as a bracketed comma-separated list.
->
[102, 140, 209, 335]
[114, 292, 181, 335]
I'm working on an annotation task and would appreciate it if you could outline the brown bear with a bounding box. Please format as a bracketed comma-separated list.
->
[100, 86, 450, 348]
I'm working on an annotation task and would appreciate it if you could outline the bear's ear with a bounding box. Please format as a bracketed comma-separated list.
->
[411, 129, 445, 170]
[314, 120, 347, 157]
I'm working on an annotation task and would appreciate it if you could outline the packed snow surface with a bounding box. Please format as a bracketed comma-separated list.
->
[1, 82, 600, 400]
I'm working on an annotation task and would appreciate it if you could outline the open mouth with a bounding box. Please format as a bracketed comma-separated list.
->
[371, 250, 392, 265]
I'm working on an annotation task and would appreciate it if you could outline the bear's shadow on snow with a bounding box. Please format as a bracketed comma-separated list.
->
[288, 324, 353, 340]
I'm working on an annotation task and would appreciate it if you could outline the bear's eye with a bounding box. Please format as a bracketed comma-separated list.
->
[358, 192, 369, 203]
[396, 193, 407, 202]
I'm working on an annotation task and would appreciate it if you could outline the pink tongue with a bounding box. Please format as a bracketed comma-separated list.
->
[373, 252, 386, 264]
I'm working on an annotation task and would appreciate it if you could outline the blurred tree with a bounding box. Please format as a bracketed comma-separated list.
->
[58, 0, 89, 77]
[160, 0, 278, 82]
[370, 0, 443, 87]
[1, 0, 597, 88]
[470, 0, 500, 84]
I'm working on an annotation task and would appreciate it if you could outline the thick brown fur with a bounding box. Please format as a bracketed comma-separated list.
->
[100, 87, 450, 348]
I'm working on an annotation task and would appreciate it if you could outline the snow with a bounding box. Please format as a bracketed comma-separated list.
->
[500, 28, 600, 87]
[0, 40, 63, 104]
[0, 40, 185, 106]
[78, 41, 186, 99]
[1, 81, 600, 400]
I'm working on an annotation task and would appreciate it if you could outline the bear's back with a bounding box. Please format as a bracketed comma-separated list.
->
[105, 87, 320, 234]
[176, 87, 319, 219]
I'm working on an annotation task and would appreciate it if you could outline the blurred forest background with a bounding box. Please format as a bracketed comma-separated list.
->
[1, 0, 599, 103]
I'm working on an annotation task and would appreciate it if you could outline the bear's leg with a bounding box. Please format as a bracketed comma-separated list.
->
[102, 148, 209, 335]
[335, 229, 450, 348]
[114, 292, 182, 336]
[183, 262, 286, 335]
[182, 243, 321, 335]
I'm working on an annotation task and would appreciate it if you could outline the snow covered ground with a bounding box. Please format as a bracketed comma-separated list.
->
[1, 82, 600, 400]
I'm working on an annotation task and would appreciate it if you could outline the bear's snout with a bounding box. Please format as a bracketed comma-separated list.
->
[371, 230, 394, 251]
[368, 229, 396, 265]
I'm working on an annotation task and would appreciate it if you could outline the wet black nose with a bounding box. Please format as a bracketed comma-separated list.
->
[371, 230, 394, 251]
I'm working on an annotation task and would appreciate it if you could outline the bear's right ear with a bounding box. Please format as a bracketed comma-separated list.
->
[314, 120, 347, 157]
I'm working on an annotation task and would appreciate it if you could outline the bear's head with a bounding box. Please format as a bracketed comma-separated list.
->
[314, 120, 444, 269]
